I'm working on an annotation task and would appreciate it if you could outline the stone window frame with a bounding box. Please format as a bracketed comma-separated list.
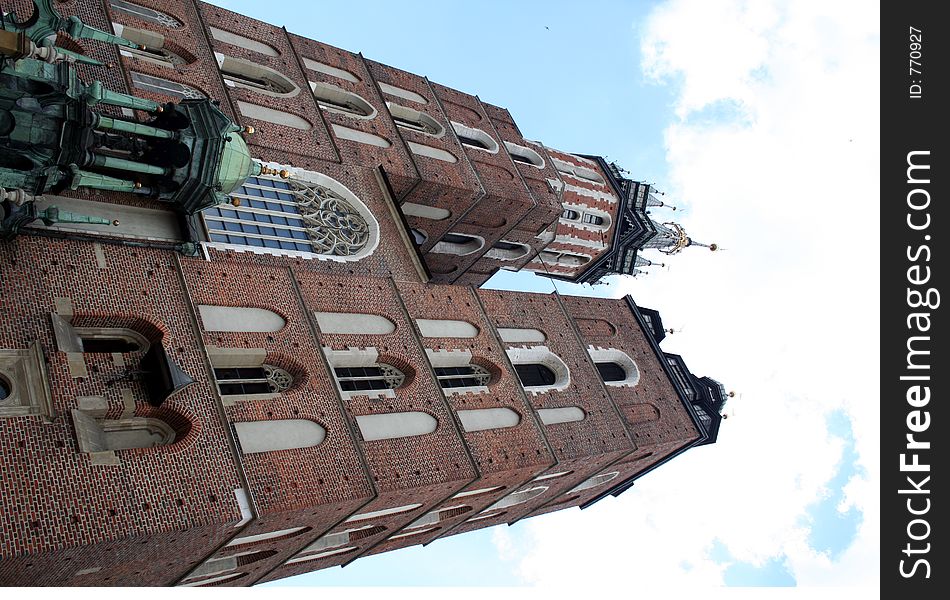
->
[504, 345, 571, 395]
[206, 347, 287, 405]
[131, 71, 205, 100]
[425, 349, 491, 397]
[587, 347, 641, 388]
[323, 347, 402, 401]
[113, 23, 188, 68]
[386, 102, 444, 137]
[310, 81, 377, 120]
[109, 0, 183, 29]
[0, 343, 54, 419]
[215, 53, 301, 98]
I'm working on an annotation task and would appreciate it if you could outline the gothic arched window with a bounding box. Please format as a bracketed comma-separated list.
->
[435, 365, 490, 389]
[514, 363, 556, 387]
[218, 56, 300, 97]
[203, 175, 372, 257]
[130, 72, 204, 99]
[114, 24, 187, 67]
[333, 365, 405, 392]
[595, 362, 626, 382]
[110, 0, 183, 28]
[214, 365, 292, 396]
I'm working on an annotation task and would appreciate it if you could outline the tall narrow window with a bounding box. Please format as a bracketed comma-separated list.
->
[218, 56, 299, 97]
[387, 103, 443, 136]
[334, 365, 404, 392]
[435, 365, 490, 389]
[451, 122, 499, 153]
[311, 82, 375, 118]
[514, 364, 556, 388]
[202, 175, 374, 257]
[583, 214, 605, 226]
[215, 365, 292, 396]
[110, 0, 183, 28]
[431, 232, 484, 256]
[113, 24, 187, 67]
[131, 72, 204, 99]
[595, 362, 626, 382]
[503, 141, 545, 168]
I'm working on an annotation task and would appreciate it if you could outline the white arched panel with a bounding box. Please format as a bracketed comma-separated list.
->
[236, 101, 311, 130]
[415, 319, 479, 338]
[345, 503, 422, 523]
[457, 408, 520, 432]
[355, 412, 437, 441]
[209, 27, 279, 56]
[568, 471, 620, 493]
[497, 328, 546, 343]
[537, 406, 586, 425]
[485, 486, 548, 511]
[198, 305, 285, 332]
[315, 312, 396, 335]
[234, 420, 326, 454]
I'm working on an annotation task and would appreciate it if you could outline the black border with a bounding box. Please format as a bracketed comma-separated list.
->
[881, 2, 944, 596]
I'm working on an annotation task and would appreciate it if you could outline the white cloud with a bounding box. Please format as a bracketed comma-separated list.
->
[500, 0, 879, 589]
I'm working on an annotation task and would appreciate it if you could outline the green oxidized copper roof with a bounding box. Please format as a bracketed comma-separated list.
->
[216, 130, 261, 197]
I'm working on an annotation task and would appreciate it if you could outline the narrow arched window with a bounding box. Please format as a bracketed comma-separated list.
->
[402, 202, 451, 221]
[387, 103, 444, 136]
[504, 141, 545, 168]
[303, 58, 359, 82]
[202, 175, 374, 258]
[311, 82, 375, 118]
[583, 214, 605, 226]
[487, 240, 531, 261]
[595, 362, 626, 382]
[218, 56, 299, 97]
[435, 365, 490, 389]
[110, 0, 182, 28]
[113, 24, 187, 67]
[130, 72, 204, 99]
[451, 122, 499, 153]
[334, 365, 405, 392]
[431, 232, 484, 256]
[215, 365, 292, 395]
[561, 209, 579, 220]
[514, 364, 556, 387]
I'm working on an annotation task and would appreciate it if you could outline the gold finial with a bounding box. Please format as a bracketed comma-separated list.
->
[133, 182, 142, 189]
[278, 169, 290, 179]
[728, 391, 736, 397]
[139, 45, 147, 50]
[231, 198, 242, 207]
[112, 220, 120, 226]
[154, 106, 164, 113]
[243, 125, 255, 134]
[709, 244, 718, 251]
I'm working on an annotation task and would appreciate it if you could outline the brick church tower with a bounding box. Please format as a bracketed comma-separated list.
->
[0, 0, 728, 586]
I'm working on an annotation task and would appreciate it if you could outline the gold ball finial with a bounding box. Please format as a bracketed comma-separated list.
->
[112, 220, 120, 226]
[155, 106, 164, 113]
[728, 391, 736, 397]
[243, 125, 255, 134]
[133, 182, 142, 189]
[709, 244, 718, 251]
[278, 169, 291, 179]
[231, 198, 242, 207]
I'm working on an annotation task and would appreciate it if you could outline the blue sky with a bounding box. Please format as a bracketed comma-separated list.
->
[208, 0, 880, 591]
